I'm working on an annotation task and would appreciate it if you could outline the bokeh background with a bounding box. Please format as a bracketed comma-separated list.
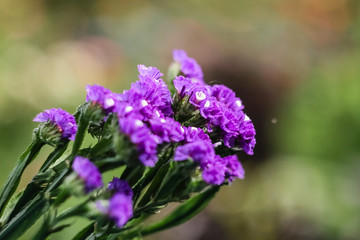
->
[1, 0, 360, 239]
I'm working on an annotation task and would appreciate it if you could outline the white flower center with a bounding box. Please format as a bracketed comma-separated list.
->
[125, 106, 133, 113]
[135, 120, 144, 127]
[104, 98, 115, 108]
[244, 114, 250, 121]
[204, 100, 210, 108]
[180, 127, 185, 133]
[155, 110, 160, 117]
[195, 91, 206, 101]
[236, 100, 242, 107]
[141, 99, 149, 107]
[213, 142, 222, 147]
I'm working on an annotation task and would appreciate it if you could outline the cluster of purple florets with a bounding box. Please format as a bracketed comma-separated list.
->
[83, 49, 255, 185]
[33, 108, 78, 141]
[173, 75, 256, 155]
[72, 156, 103, 192]
[72, 157, 133, 227]
[97, 177, 134, 227]
[33, 49, 256, 229]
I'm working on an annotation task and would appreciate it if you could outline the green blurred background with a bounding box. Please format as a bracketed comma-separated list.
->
[1, 0, 360, 239]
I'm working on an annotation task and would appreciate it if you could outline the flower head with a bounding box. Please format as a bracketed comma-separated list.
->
[72, 156, 103, 192]
[34, 108, 77, 141]
[174, 140, 215, 163]
[118, 65, 172, 119]
[223, 155, 245, 182]
[108, 177, 133, 197]
[97, 179, 133, 228]
[173, 49, 204, 83]
[119, 113, 159, 167]
[138, 64, 164, 81]
[238, 116, 256, 155]
[86, 85, 118, 112]
[108, 193, 133, 227]
[149, 117, 185, 143]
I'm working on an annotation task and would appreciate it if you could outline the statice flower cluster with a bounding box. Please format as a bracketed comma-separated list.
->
[83, 50, 255, 183]
[0, 49, 257, 240]
[174, 126, 245, 185]
[72, 156, 103, 192]
[173, 76, 256, 155]
[33, 108, 78, 141]
[97, 178, 133, 227]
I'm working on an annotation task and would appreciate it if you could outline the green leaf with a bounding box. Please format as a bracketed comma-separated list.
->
[121, 165, 145, 187]
[71, 115, 89, 158]
[4, 169, 55, 225]
[0, 194, 49, 240]
[153, 161, 196, 201]
[39, 142, 69, 172]
[141, 186, 220, 236]
[136, 163, 170, 208]
[72, 223, 94, 240]
[0, 140, 44, 217]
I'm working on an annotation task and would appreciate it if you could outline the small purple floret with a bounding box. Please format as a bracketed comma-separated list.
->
[108, 177, 133, 197]
[108, 193, 133, 227]
[86, 85, 118, 112]
[173, 49, 204, 83]
[33, 108, 77, 141]
[138, 64, 164, 81]
[72, 156, 103, 192]
[223, 155, 245, 181]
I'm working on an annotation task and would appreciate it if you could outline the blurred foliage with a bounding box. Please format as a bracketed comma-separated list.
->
[0, 0, 359, 239]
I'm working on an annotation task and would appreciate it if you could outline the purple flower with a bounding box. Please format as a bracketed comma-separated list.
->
[173, 76, 210, 106]
[72, 156, 103, 192]
[108, 178, 133, 197]
[172, 75, 256, 155]
[220, 109, 241, 134]
[108, 193, 133, 227]
[97, 190, 133, 228]
[201, 155, 245, 185]
[119, 114, 159, 167]
[149, 117, 185, 143]
[173, 49, 204, 83]
[223, 155, 245, 182]
[34, 108, 77, 141]
[119, 66, 172, 119]
[188, 85, 211, 108]
[173, 76, 196, 98]
[238, 115, 256, 155]
[86, 85, 118, 112]
[183, 126, 210, 143]
[202, 158, 226, 185]
[174, 140, 215, 163]
[138, 64, 164, 81]
[199, 97, 224, 126]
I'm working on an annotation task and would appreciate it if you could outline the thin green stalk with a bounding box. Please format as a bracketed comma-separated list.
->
[33, 199, 90, 240]
[0, 139, 44, 217]
[71, 116, 89, 158]
[40, 142, 69, 172]
[140, 186, 220, 237]
[0, 194, 49, 240]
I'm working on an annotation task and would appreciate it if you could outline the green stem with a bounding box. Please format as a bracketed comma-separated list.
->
[0, 194, 49, 240]
[71, 117, 89, 158]
[140, 186, 220, 237]
[40, 142, 69, 172]
[33, 199, 90, 240]
[132, 147, 173, 205]
[0, 139, 44, 217]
